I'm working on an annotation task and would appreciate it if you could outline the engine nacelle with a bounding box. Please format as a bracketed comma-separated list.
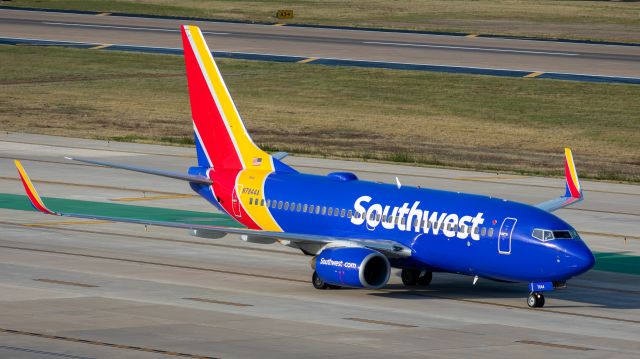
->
[315, 247, 390, 289]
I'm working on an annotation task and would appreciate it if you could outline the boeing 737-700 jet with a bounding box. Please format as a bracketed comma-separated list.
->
[15, 25, 595, 308]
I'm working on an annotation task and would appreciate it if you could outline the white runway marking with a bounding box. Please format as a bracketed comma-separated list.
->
[364, 41, 579, 56]
[43, 22, 229, 35]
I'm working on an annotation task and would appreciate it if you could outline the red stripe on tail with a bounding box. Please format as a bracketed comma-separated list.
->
[181, 27, 243, 170]
[564, 159, 580, 198]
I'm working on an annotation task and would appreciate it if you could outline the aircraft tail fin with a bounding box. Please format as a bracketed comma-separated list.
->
[181, 25, 272, 171]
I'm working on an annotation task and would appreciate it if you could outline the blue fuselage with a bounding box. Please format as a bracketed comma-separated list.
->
[196, 168, 595, 284]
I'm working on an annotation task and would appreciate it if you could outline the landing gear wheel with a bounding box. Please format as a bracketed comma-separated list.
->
[417, 271, 433, 286]
[527, 292, 545, 308]
[401, 269, 420, 286]
[312, 271, 329, 290]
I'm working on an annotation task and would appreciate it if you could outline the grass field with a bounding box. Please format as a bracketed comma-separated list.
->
[1, 45, 639, 182]
[6, 0, 640, 43]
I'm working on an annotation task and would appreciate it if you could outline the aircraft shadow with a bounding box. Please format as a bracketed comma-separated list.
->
[368, 272, 640, 310]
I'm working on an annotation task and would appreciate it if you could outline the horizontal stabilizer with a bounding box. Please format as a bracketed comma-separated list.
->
[272, 152, 288, 160]
[66, 157, 212, 184]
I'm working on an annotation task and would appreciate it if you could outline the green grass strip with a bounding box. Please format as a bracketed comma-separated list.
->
[1, 192, 638, 275]
[0, 193, 241, 227]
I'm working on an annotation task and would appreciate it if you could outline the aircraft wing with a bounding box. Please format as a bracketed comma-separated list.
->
[534, 148, 584, 212]
[14, 160, 411, 258]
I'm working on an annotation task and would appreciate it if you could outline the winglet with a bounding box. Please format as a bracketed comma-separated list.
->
[14, 160, 55, 215]
[564, 148, 582, 198]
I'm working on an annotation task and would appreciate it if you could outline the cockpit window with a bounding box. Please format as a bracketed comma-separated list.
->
[552, 230, 573, 239]
[532, 229, 575, 241]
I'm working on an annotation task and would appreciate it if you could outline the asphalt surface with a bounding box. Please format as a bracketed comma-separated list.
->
[2, 8, 640, 78]
[0, 133, 638, 358]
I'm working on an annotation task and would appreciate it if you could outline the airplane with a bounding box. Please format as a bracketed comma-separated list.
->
[14, 25, 595, 308]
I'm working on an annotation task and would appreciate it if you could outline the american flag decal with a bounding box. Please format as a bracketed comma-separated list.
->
[252, 157, 262, 166]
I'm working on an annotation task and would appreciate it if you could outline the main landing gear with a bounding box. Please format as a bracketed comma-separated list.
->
[311, 271, 341, 290]
[401, 269, 432, 286]
[527, 292, 545, 308]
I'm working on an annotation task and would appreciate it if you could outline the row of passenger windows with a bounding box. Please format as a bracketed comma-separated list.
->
[247, 197, 495, 237]
[248, 198, 352, 218]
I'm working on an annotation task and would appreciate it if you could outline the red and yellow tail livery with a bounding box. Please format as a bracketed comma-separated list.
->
[15, 160, 54, 215]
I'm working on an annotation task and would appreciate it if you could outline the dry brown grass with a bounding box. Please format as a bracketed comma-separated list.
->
[1, 45, 639, 181]
[9, 0, 640, 42]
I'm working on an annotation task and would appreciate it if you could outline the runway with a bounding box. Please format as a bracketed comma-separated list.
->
[0, 132, 638, 358]
[1, 8, 640, 80]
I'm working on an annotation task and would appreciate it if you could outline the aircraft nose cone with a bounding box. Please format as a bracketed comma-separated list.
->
[563, 241, 595, 276]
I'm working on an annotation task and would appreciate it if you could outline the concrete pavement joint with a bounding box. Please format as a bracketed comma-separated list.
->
[0, 328, 218, 358]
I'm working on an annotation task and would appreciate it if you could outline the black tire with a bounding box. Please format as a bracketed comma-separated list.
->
[312, 271, 329, 290]
[417, 271, 433, 286]
[401, 269, 420, 286]
[527, 292, 545, 308]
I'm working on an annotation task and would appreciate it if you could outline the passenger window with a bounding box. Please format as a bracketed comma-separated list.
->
[488, 228, 494, 237]
[266, 199, 270, 207]
[296, 203, 301, 212]
[315, 206, 320, 215]
[340, 209, 346, 217]
[272, 200, 277, 209]
[260, 199, 264, 206]
[322, 206, 327, 215]
[401, 217, 406, 225]
[278, 201, 283, 209]
[426, 221, 431, 229]
[249, 198, 253, 205]
[335, 209, 340, 217]
[303, 204, 308, 212]
[453, 224, 458, 232]
[347, 210, 353, 218]
[328, 207, 333, 215]
[481, 227, 486, 236]
[284, 202, 289, 210]
[375, 213, 381, 221]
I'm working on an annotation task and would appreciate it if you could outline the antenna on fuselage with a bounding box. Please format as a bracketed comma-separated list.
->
[473, 275, 479, 285]
[395, 176, 402, 189]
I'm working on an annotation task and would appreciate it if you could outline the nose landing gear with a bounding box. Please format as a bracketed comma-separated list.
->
[527, 292, 545, 308]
